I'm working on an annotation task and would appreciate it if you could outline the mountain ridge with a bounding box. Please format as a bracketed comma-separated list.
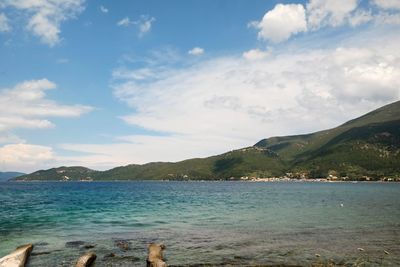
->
[14, 100, 400, 181]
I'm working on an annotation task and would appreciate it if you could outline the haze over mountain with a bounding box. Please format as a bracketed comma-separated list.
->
[0, 172, 25, 182]
[15, 101, 400, 181]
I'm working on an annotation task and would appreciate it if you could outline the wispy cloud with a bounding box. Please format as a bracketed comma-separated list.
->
[0, 78, 93, 171]
[373, 0, 400, 10]
[117, 17, 131, 27]
[117, 15, 155, 37]
[100, 5, 108, 14]
[306, 0, 359, 29]
[137, 15, 155, 37]
[0, 0, 85, 46]
[242, 49, 269, 61]
[188, 47, 204, 56]
[0, 79, 92, 132]
[56, 58, 69, 64]
[54, 28, 397, 170]
[0, 13, 11, 32]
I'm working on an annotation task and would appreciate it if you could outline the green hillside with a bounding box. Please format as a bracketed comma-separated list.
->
[255, 101, 400, 179]
[15, 101, 400, 181]
[16, 167, 99, 181]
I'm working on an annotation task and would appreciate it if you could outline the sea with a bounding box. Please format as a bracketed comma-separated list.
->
[0, 181, 399, 266]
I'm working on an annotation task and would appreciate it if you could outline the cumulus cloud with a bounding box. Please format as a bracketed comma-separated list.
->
[250, 4, 307, 43]
[0, 13, 11, 32]
[188, 47, 204, 56]
[0, 0, 85, 46]
[242, 49, 269, 61]
[0, 79, 92, 132]
[0, 143, 55, 172]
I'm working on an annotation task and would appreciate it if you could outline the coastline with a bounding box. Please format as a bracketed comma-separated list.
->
[7, 179, 400, 183]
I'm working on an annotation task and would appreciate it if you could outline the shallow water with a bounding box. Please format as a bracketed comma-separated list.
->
[0, 181, 399, 266]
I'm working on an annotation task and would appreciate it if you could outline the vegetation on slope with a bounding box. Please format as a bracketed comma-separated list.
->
[15, 101, 400, 181]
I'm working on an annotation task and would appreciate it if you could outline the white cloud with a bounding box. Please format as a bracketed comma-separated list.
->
[374, 11, 400, 24]
[1, 0, 85, 46]
[117, 15, 155, 37]
[251, 3, 307, 43]
[98, 29, 400, 168]
[117, 17, 131, 27]
[59, 134, 243, 170]
[307, 0, 359, 29]
[0, 13, 11, 32]
[0, 143, 55, 172]
[373, 0, 400, 10]
[242, 49, 269, 61]
[136, 15, 155, 37]
[0, 79, 92, 132]
[100, 5, 108, 13]
[250, 0, 400, 43]
[188, 47, 204, 56]
[0, 133, 25, 145]
[349, 9, 374, 26]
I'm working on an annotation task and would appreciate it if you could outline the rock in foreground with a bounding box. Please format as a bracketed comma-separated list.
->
[147, 243, 167, 267]
[75, 252, 96, 267]
[0, 244, 33, 267]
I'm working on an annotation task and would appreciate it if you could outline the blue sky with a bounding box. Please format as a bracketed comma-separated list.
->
[0, 0, 399, 172]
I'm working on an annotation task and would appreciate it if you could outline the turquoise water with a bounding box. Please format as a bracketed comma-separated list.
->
[0, 181, 399, 266]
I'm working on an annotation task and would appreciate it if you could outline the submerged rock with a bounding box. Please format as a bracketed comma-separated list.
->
[75, 252, 96, 267]
[102, 253, 140, 263]
[66, 241, 85, 248]
[114, 240, 131, 251]
[34, 242, 48, 247]
[0, 244, 33, 267]
[102, 253, 116, 259]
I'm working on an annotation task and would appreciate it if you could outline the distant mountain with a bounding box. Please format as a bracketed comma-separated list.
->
[14, 167, 98, 182]
[15, 101, 400, 181]
[0, 172, 25, 182]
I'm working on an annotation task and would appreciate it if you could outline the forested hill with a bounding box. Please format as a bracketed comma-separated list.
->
[15, 101, 400, 181]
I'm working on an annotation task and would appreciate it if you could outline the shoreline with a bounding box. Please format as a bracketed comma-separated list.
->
[6, 179, 400, 183]
[1, 242, 378, 267]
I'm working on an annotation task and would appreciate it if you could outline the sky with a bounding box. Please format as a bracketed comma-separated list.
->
[0, 0, 399, 173]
